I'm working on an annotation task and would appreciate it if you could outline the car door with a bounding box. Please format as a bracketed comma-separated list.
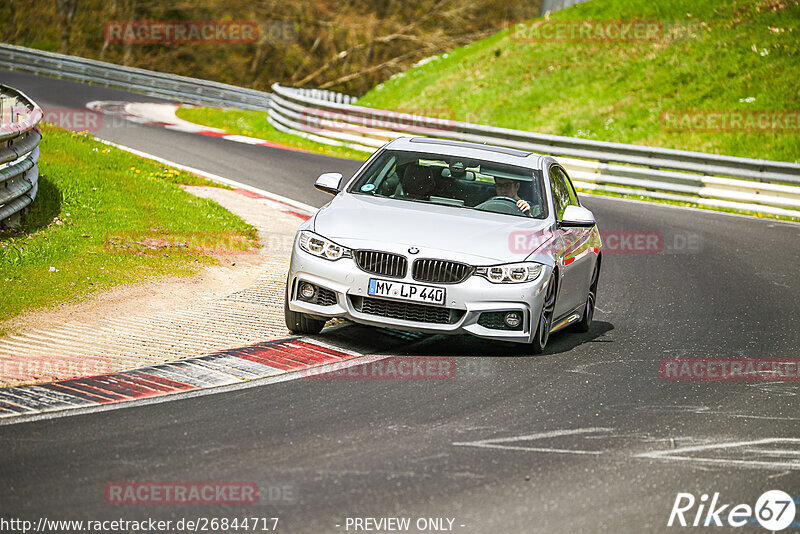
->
[549, 165, 594, 318]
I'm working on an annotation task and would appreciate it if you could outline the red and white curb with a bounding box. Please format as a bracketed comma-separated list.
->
[86, 100, 310, 153]
[0, 338, 359, 422]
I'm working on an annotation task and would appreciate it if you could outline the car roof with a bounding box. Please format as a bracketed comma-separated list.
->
[384, 137, 545, 169]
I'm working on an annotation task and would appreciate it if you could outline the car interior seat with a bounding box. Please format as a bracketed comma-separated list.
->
[398, 164, 435, 200]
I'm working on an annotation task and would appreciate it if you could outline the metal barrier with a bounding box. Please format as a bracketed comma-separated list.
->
[0, 84, 42, 228]
[0, 43, 271, 110]
[269, 83, 800, 218]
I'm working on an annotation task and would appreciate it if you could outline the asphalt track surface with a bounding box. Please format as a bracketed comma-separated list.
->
[1, 69, 799, 533]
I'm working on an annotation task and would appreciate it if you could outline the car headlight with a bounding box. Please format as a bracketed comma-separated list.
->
[298, 230, 352, 261]
[474, 262, 543, 283]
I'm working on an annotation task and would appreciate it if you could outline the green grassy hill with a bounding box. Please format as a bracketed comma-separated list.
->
[357, 0, 800, 162]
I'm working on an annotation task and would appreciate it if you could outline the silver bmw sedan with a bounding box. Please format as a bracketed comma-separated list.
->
[285, 137, 602, 353]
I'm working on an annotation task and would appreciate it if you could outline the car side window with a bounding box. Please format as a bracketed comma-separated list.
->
[549, 165, 572, 219]
[561, 167, 580, 206]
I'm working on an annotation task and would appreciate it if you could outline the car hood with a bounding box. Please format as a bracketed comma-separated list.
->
[313, 193, 555, 264]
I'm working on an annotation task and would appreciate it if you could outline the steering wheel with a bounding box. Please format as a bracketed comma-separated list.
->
[475, 196, 527, 215]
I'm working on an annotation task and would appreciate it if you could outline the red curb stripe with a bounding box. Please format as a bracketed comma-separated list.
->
[38, 383, 110, 404]
[282, 210, 311, 221]
[234, 188, 266, 199]
[229, 190, 311, 221]
[229, 346, 310, 370]
[0, 390, 75, 411]
[76, 376, 157, 400]
[143, 366, 218, 388]
[229, 351, 299, 371]
[52, 380, 125, 402]
[257, 140, 311, 153]
[268, 344, 338, 365]
[290, 340, 352, 358]
[127, 371, 197, 391]
[255, 347, 316, 368]
[122, 371, 195, 393]
[0, 400, 36, 413]
[28, 385, 97, 407]
[100, 374, 167, 395]
[203, 353, 283, 375]
[160, 362, 237, 387]
[197, 130, 228, 137]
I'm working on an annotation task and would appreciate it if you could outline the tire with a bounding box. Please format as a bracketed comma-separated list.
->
[531, 271, 557, 354]
[572, 258, 600, 333]
[284, 294, 326, 335]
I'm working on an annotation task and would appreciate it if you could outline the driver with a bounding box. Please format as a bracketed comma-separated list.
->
[493, 177, 531, 215]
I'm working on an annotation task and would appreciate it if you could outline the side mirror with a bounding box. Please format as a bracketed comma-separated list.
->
[314, 173, 343, 195]
[558, 205, 596, 228]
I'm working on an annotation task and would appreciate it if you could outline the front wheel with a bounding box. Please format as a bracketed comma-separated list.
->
[284, 297, 326, 335]
[572, 259, 600, 333]
[531, 272, 557, 354]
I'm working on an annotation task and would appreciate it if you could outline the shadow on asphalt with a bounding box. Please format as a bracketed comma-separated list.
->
[338, 320, 616, 358]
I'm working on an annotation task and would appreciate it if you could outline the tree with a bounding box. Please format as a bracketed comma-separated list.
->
[55, 0, 79, 53]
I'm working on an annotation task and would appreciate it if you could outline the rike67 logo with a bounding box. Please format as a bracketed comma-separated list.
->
[668, 490, 797, 530]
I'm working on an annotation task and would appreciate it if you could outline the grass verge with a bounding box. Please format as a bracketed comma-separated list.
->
[357, 0, 800, 163]
[0, 123, 259, 331]
[175, 106, 371, 161]
[574, 187, 800, 223]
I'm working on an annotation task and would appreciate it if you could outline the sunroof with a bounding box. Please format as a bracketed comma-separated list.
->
[408, 137, 532, 158]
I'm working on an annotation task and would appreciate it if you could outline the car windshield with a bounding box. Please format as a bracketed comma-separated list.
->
[348, 149, 547, 219]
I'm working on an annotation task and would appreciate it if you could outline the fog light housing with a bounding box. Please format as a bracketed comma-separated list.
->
[504, 312, 522, 328]
[299, 282, 316, 300]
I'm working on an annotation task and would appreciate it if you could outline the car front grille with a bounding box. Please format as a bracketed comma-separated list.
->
[350, 296, 464, 325]
[354, 250, 407, 278]
[412, 259, 474, 284]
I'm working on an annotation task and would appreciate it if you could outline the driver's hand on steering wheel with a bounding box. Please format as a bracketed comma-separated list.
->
[516, 199, 531, 214]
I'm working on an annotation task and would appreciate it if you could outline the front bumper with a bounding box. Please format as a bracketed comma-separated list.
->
[286, 245, 551, 344]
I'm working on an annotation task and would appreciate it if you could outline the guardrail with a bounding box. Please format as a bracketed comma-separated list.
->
[0, 43, 271, 110]
[0, 84, 42, 228]
[269, 83, 800, 218]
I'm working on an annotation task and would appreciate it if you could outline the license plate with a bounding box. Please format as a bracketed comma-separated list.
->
[368, 278, 445, 306]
